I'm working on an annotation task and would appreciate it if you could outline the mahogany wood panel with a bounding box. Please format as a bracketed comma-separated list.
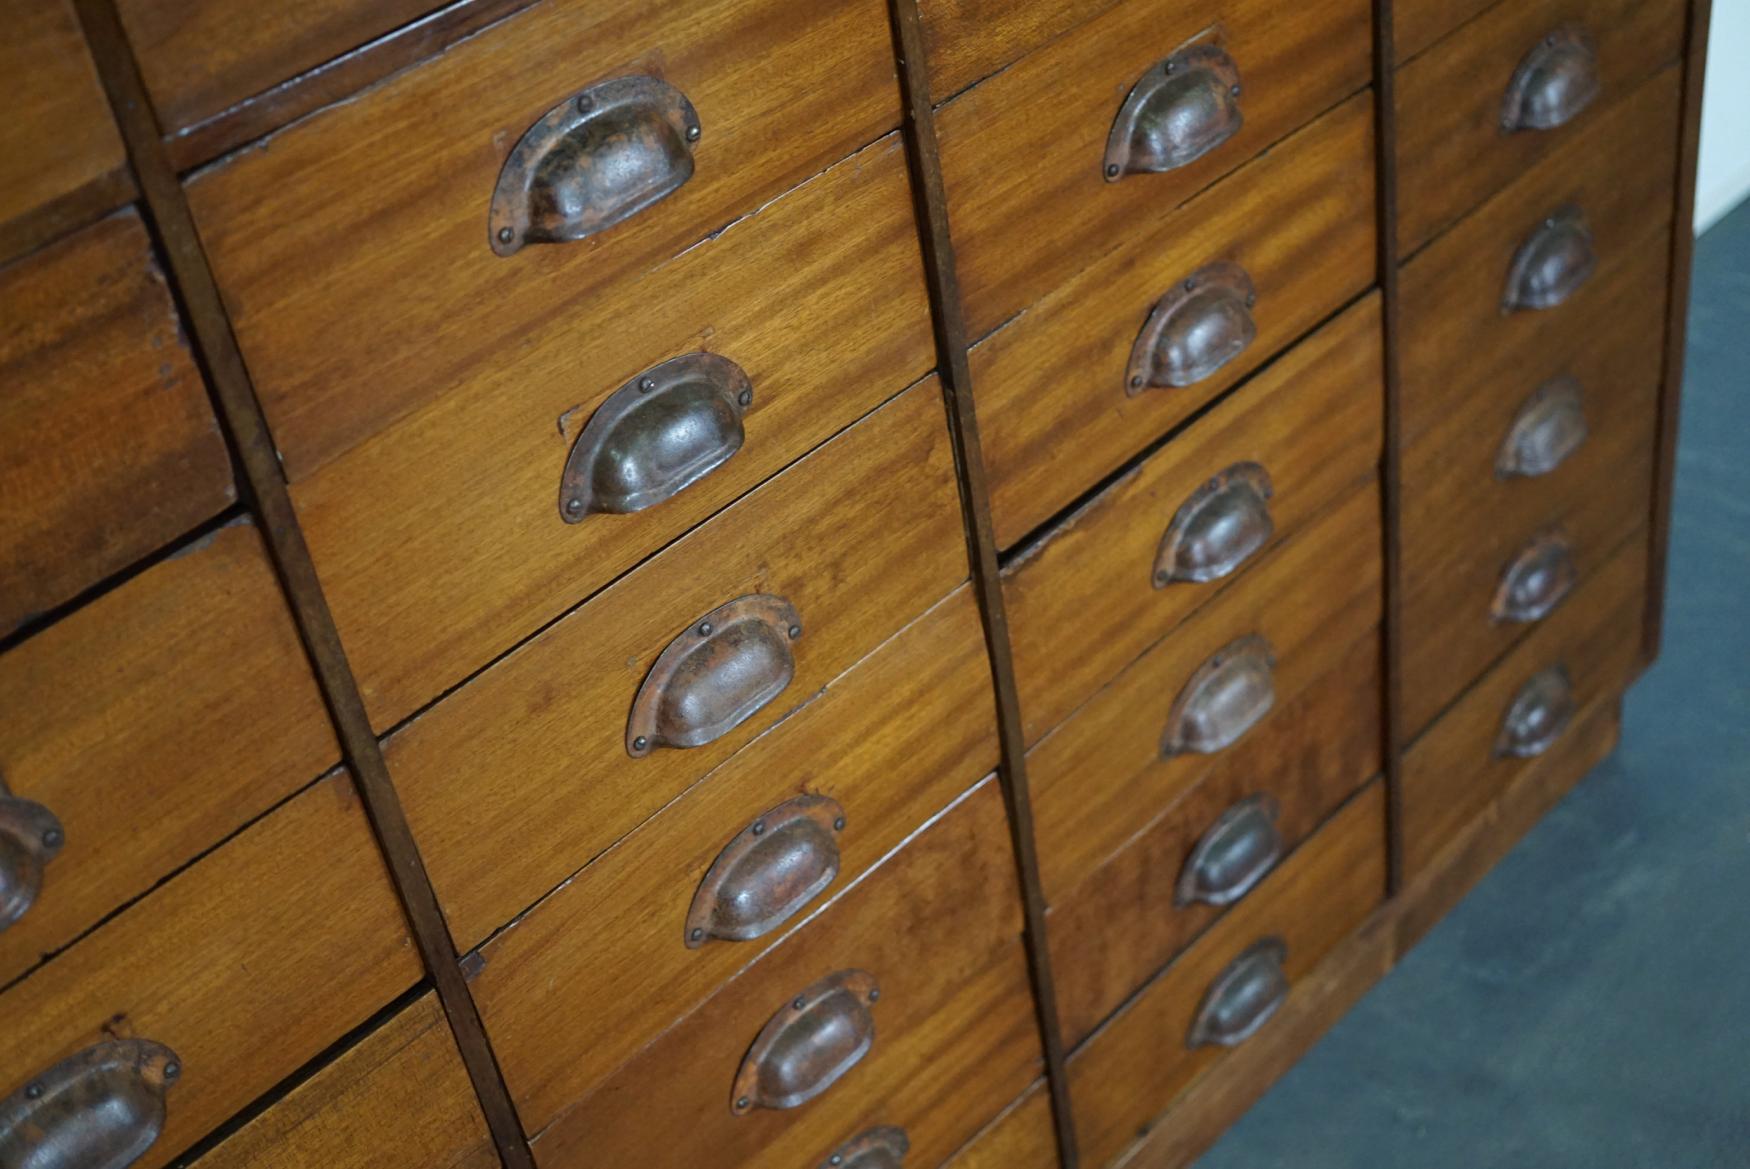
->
[1393, 0, 1496, 64]
[0, 210, 233, 634]
[942, 1082, 1059, 1169]
[1004, 296, 1383, 739]
[0, 520, 338, 986]
[468, 587, 997, 1117]
[975, 92, 1377, 546]
[935, 0, 1372, 339]
[917, 0, 1118, 98]
[0, 771, 422, 1169]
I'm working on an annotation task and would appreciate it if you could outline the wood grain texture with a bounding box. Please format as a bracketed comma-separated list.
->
[0, 771, 422, 1169]
[1392, 0, 1497, 63]
[0, 210, 234, 634]
[1003, 295, 1383, 740]
[192, 993, 498, 1169]
[469, 587, 997, 1121]
[0, 520, 338, 986]
[942, 1081, 1059, 1169]
[186, 0, 903, 482]
[935, 0, 1372, 339]
[291, 135, 933, 729]
[974, 92, 1377, 546]
[917, 0, 1118, 96]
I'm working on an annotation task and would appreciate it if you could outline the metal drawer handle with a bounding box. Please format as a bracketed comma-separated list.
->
[0, 779, 64, 932]
[490, 75, 701, 256]
[1105, 42, 1243, 181]
[560, 353, 753, 521]
[0, 1040, 181, 1169]
[1126, 261, 1259, 392]
[1495, 664, 1577, 758]
[627, 594, 802, 758]
[1490, 529, 1577, 624]
[686, 795, 845, 948]
[731, 970, 879, 1115]
[1503, 206, 1596, 313]
[1496, 375, 1589, 479]
[1155, 462, 1274, 586]
[1162, 634, 1277, 757]
[821, 1126, 909, 1169]
[1502, 27, 1600, 132]
[1188, 937, 1289, 1048]
[1175, 794, 1284, 908]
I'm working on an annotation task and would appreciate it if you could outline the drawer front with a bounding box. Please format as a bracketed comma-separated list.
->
[468, 588, 998, 1118]
[1394, 0, 1495, 63]
[942, 1082, 1058, 1169]
[0, 521, 339, 986]
[1004, 296, 1382, 740]
[389, 380, 969, 949]
[0, 211, 234, 634]
[1048, 628, 1381, 1046]
[977, 92, 1377, 547]
[1069, 781, 1387, 1169]
[0, 772, 421, 1169]
[1396, 0, 1686, 253]
[191, 994, 497, 1169]
[1028, 480, 1382, 902]
[1403, 530, 1647, 875]
[918, 0, 1114, 97]
[935, 0, 1373, 339]
[522, 778, 1042, 1169]
[188, 0, 903, 481]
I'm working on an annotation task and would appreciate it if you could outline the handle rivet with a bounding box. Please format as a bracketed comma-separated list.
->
[1230, 83, 1242, 97]
[1245, 293, 1256, 308]
[576, 95, 594, 115]
[1164, 60, 1177, 74]
[699, 621, 714, 636]
[690, 927, 705, 942]
[736, 1097, 750, 1110]
[565, 498, 584, 514]
[1130, 374, 1144, 389]
[831, 1158, 844, 1167]
[1184, 277, 1197, 292]
[42, 828, 63, 848]
[1155, 570, 1170, 585]
[24, 1083, 42, 1099]
[640, 377, 657, 393]
[787, 624, 802, 639]
[497, 227, 514, 244]
[164, 1062, 181, 1080]
[1105, 163, 1120, 178]
[633, 736, 649, 751]
[738, 388, 753, 407]
[833, 817, 846, 831]
[793, 997, 806, 1010]
[751, 820, 766, 836]
[687, 124, 701, 141]
[868, 989, 880, 1002]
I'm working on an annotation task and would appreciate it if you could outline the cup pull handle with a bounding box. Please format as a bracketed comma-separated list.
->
[1175, 794, 1284, 908]
[686, 795, 845, 948]
[1496, 375, 1589, 479]
[1126, 261, 1259, 392]
[1490, 529, 1577, 624]
[731, 970, 879, 1115]
[1188, 938, 1290, 1048]
[1495, 664, 1578, 758]
[1501, 27, 1600, 132]
[1503, 205, 1596, 312]
[0, 1040, 181, 1169]
[1162, 634, 1277, 757]
[0, 778, 64, 932]
[819, 1126, 910, 1169]
[1105, 42, 1243, 180]
[1154, 461, 1274, 586]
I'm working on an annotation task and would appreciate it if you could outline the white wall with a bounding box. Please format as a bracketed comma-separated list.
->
[1696, 0, 1750, 232]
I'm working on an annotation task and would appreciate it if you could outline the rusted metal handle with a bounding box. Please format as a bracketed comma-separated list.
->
[1155, 462, 1274, 586]
[1175, 794, 1283, 908]
[820, 1126, 909, 1169]
[1502, 27, 1600, 132]
[0, 1040, 181, 1169]
[1503, 206, 1596, 312]
[1188, 938, 1289, 1048]
[731, 970, 879, 1115]
[1491, 529, 1577, 624]
[1126, 262, 1258, 392]
[0, 778, 64, 932]
[560, 353, 753, 520]
[1105, 42, 1243, 180]
[1496, 376, 1589, 479]
[686, 795, 845, 948]
[1162, 635, 1277, 757]
[1495, 664, 1577, 758]
[490, 75, 701, 256]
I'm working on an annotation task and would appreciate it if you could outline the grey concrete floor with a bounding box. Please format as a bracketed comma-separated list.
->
[1195, 201, 1750, 1168]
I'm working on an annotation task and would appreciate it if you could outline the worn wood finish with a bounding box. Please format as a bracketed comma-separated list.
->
[1004, 297, 1383, 740]
[975, 94, 1377, 546]
[1392, 0, 1497, 63]
[292, 136, 933, 729]
[941, 1082, 1059, 1169]
[1028, 481, 1382, 902]
[916, 0, 1121, 97]
[0, 210, 234, 635]
[468, 587, 997, 1119]
[935, 0, 1372, 340]
[0, 771, 422, 1169]
[192, 993, 498, 1169]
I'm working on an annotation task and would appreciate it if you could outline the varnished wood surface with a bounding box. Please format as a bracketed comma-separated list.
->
[0, 521, 338, 986]
[975, 93, 1377, 547]
[1392, 0, 1498, 63]
[942, 1082, 1059, 1169]
[917, 0, 1117, 98]
[0, 210, 233, 635]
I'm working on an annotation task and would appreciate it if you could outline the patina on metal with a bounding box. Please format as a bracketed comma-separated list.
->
[1490, 528, 1578, 624]
[731, 969, 879, 1115]
[560, 352, 752, 521]
[1175, 794, 1284, 908]
[0, 1040, 181, 1169]
[1503, 205, 1597, 312]
[1188, 937, 1290, 1049]
[0, 777, 63, 933]
[1496, 375, 1589, 479]
[489, 74, 700, 256]
[1126, 261, 1258, 393]
[685, 794, 845, 949]
[1501, 27, 1601, 133]
[820, 1125, 909, 1169]
[1104, 40, 1243, 181]
[1495, 664, 1577, 758]
[1161, 634, 1277, 757]
[627, 595, 802, 758]
[1154, 461, 1274, 586]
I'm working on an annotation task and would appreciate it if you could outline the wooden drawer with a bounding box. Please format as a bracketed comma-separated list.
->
[187, 0, 904, 483]
[1048, 628, 1381, 1046]
[1069, 781, 1387, 1169]
[388, 380, 968, 949]
[467, 587, 998, 1116]
[1403, 530, 1647, 875]
[1004, 296, 1382, 738]
[976, 92, 1377, 547]
[935, 0, 1373, 340]
[517, 778, 1042, 1169]
[943, 1082, 1058, 1169]
[1397, 0, 1686, 254]
[191, 994, 496, 1169]
[0, 520, 339, 985]
[919, 0, 1115, 97]
[0, 771, 421, 1169]
[1028, 480, 1382, 902]
[1394, 0, 1494, 63]
[0, 211, 234, 635]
